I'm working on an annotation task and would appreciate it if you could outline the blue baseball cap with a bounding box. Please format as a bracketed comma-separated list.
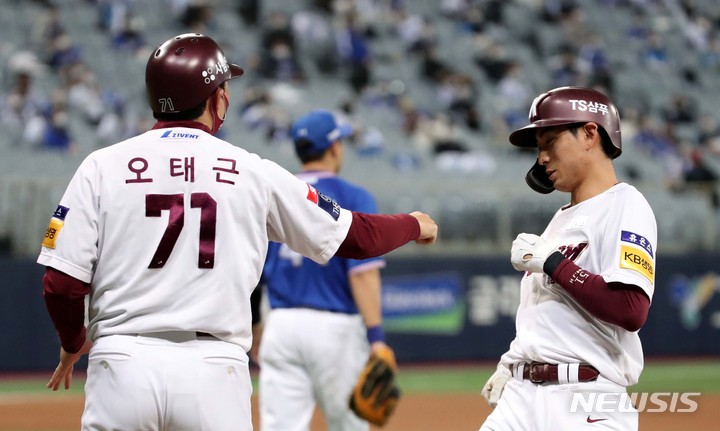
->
[291, 110, 353, 157]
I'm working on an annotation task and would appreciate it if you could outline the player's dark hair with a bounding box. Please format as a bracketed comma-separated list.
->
[569, 123, 615, 158]
[294, 139, 328, 164]
[598, 129, 616, 158]
[152, 99, 207, 121]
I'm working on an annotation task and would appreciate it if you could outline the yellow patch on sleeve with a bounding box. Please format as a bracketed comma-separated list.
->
[42, 218, 64, 249]
[619, 245, 654, 282]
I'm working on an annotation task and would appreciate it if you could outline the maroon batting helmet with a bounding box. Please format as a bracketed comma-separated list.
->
[146, 33, 244, 114]
[509, 86, 622, 194]
[509, 86, 622, 158]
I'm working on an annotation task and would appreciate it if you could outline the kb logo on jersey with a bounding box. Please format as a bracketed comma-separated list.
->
[620, 245, 654, 282]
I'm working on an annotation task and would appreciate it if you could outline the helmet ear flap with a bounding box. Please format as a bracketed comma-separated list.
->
[526, 160, 555, 194]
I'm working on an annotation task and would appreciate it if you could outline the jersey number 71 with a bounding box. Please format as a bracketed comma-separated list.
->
[146, 193, 216, 269]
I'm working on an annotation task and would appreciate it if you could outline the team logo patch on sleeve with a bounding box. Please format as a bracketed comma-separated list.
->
[42, 206, 69, 249]
[317, 192, 341, 221]
[619, 245, 654, 282]
[52, 205, 70, 221]
[306, 183, 319, 204]
[621, 230, 653, 258]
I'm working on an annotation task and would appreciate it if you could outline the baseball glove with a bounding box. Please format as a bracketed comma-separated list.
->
[349, 345, 401, 426]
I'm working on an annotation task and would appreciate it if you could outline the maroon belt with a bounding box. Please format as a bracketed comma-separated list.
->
[519, 363, 599, 384]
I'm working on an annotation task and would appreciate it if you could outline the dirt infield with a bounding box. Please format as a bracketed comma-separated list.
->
[0, 393, 717, 430]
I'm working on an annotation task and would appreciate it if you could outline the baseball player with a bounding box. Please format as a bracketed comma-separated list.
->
[257, 109, 387, 431]
[37, 33, 438, 431]
[479, 86, 657, 431]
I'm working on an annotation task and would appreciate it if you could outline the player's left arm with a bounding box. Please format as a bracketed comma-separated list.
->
[512, 234, 650, 331]
[543, 254, 650, 332]
[346, 187, 389, 352]
[350, 267, 388, 352]
[42, 267, 93, 390]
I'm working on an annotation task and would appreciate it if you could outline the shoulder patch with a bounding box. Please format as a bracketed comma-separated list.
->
[306, 183, 319, 204]
[619, 244, 654, 282]
[621, 230, 653, 258]
[317, 192, 341, 221]
[53, 205, 70, 221]
[42, 205, 70, 249]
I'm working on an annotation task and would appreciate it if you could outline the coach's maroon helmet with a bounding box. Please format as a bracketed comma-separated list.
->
[146, 33, 244, 114]
[509, 86, 622, 193]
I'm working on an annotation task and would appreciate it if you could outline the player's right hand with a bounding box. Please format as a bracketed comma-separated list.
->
[47, 338, 92, 391]
[481, 366, 512, 407]
[510, 233, 556, 273]
[410, 211, 438, 244]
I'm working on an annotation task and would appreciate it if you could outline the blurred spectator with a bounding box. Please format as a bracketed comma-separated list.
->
[633, 115, 679, 158]
[96, 92, 136, 147]
[640, 32, 669, 69]
[625, 7, 651, 40]
[661, 93, 699, 124]
[362, 79, 404, 110]
[237, 0, 260, 27]
[337, 100, 384, 157]
[474, 40, 510, 83]
[336, 11, 373, 95]
[440, 0, 470, 20]
[683, 15, 711, 52]
[541, 0, 579, 24]
[697, 114, 720, 154]
[41, 108, 74, 152]
[578, 32, 609, 74]
[558, 5, 590, 47]
[397, 95, 423, 136]
[414, 113, 495, 174]
[65, 64, 105, 126]
[547, 43, 582, 88]
[419, 45, 452, 83]
[96, 0, 131, 35]
[111, 14, 147, 57]
[178, 0, 214, 32]
[676, 148, 720, 209]
[396, 11, 436, 54]
[437, 72, 481, 130]
[456, 5, 488, 36]
[700, 35, 720, 69]
[413, 112, 465, 155]
[258, 11, 305, 82]
[632, 115, 685, 185]
[0, 69, 45, 138]
[23, 89, 75, 153]
[291, 6, 337, 75]
[46, 32, 83, 77]
[261, 11, 296, 57]
[495, 61, 533, 130]
[239, 85, 292, 143]
[29, 1, 65, 56]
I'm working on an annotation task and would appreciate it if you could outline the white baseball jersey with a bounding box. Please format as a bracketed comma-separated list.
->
[37, 127, 352, 352]
[500, 183, 657, 386]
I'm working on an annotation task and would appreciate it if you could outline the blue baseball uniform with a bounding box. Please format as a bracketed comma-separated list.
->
[259, 170, 385, 431]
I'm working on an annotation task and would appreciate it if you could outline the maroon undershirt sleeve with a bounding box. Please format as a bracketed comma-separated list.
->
[336, 212, 420, 259]
[42, 267, 91, 353]
[543, 252, 650, 332]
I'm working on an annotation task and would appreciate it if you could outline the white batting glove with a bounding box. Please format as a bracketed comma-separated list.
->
[510, 233, 557, 274]
[481, 366, 512, 407]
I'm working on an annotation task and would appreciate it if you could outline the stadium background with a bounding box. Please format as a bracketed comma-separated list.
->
[1, 0, 719, 430]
